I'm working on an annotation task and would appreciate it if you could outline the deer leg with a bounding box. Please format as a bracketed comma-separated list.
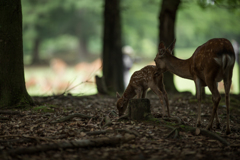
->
[158, 81, 170, 117]
[206, 81, 221, 131]
[162, 88, 170, 117]
[214, 83, 221, 129]
[224, 79, 232, 135]
[163, 92, 170, 117]
[194, 78, 202, 127]
[142, 89, 147, 98]
[135, 88, 142, 99]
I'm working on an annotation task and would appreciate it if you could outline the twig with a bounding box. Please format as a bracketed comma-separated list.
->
[174, 129, 179, 139]
[87, 118, 93, 125]
[108, 110, 118, 117]
[165, 128, 177, 138]
[102, 115, 112, 129]
[50, 113, 93, 124]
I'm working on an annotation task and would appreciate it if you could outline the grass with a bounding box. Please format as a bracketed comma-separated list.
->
[24, 48, 239, 96]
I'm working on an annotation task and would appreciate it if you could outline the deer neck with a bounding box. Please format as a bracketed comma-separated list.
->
[122, 85, 136, 99]
[165, 55, 193, 80]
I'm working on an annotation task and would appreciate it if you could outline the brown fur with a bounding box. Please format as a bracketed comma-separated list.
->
[154, 38, 235, 134]
[116, 65, 169, 117]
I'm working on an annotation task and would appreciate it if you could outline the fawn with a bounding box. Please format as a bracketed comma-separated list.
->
[154, 38, 235, 134]
[116, 65, 170, 117]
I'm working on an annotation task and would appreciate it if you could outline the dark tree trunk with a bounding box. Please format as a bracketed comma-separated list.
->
[31, 38, 41, 64]
[102, 0, 124, 93]
[0, 0, 34, 108]
[158, 0, 180, 93]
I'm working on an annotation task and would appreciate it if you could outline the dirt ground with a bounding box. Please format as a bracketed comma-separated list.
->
[0, 92, 240, 160]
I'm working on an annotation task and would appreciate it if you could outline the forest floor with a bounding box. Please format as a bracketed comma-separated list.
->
[0, 92, 240, 160]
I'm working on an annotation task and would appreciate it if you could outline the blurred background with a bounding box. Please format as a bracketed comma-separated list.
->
[22, 0, 240, 96]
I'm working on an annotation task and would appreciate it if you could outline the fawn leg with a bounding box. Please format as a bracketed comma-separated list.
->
[135, 88, 142, 99]
[194, 78, 202, 127]
[142, 89, 147, 98]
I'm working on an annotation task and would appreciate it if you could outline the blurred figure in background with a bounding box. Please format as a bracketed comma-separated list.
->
[122, 46, 134, 88]
[232, 39, 239, 64]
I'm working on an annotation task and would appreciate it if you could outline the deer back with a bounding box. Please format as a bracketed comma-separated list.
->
[190, 38, 235, 80]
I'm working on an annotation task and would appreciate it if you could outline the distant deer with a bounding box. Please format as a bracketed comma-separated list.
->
[116, 65, 170, 117]
[154, 38, 235, 134]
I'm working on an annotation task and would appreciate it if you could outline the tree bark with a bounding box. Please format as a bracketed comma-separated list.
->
[128, 99, 152, 120]
[158, 0, 181, 93]
[102, 0, 124, 93]
[0, 0, 34, 108]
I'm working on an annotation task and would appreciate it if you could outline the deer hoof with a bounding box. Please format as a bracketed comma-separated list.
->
[196, 122, 201, 127]
[206, 125, 212, 131]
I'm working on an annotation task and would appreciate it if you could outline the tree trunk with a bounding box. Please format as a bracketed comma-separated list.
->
[158, 0, 180, 93]
[0, 0, 34, 108]
[31, 38, 41, 65]
[102, 0, 124, 93]
[128, 99, 152, 120]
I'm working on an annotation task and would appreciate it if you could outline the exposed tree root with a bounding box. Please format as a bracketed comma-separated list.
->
[86, 130, 113, 136]
[0, 116, 9, 120]
[163, 116, 183, 125]
[116, 129, 140, 137]
[0, 135, 56, 143]
[161, 118, 229, 146]
[0, 110, 23, 116]
[50, 113, 93, 124]
[191, 128, 229, 146]
[2, 134, 135, 155]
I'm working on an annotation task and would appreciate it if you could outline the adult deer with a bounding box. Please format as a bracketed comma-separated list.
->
[116, 65, 170, 117]
[154, 38, 235, 134]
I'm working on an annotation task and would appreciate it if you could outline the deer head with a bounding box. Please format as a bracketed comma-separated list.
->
[154, 39, 176, 70]
[116, 92, 129, 116]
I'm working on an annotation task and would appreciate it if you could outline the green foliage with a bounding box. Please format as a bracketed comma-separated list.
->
[33, 105, 57, 113]
[177, 0, 240, 48]
[22, 0, 240, 60]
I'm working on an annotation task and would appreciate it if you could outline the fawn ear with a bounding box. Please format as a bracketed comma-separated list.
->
[116, 92, 121, 98]
[158, 41, 165, 50]
[168, 39, 176, 53]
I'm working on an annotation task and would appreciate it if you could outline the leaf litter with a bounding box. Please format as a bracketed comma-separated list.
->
[0, 92, 240, 160]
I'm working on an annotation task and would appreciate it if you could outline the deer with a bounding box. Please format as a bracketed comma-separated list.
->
[116, 65, 170, 117]
[154, 38, 235, 134]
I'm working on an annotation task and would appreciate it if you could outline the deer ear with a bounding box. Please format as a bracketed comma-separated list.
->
[168, 39, 176, 53]
[158, 41, 165, 50]
[116, 92, 121, 98]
